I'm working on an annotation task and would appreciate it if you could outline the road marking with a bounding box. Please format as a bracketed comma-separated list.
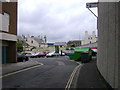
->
[65, 63, 81, 90]
[0, 63, 43, 78]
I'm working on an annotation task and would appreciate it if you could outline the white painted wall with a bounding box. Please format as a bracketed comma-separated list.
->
[26, 35, 39, 48]
[0, 32, 17, 41]
[81, 31, 97, 45]
[0, 0, 17, 2]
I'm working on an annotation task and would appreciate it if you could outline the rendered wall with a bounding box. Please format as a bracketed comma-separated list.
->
[97, 2, 119, 88]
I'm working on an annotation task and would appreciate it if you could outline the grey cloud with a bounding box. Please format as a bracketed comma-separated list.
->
[18, 0, 97, 42]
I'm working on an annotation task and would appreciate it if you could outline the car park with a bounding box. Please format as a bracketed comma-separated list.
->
[17, 53, 29, 62]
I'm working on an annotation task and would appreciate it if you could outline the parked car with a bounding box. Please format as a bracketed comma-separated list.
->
[31, 53, 40, 58]
[25, 53, 33, 58]
[53, 53, 60, 56]
[63, 51, 68, 55]
[59, 52, 65, 56]
[36, 52, 46, 58]
[91, 47, 97, 56]
[25, 53, 37, 58]
[46, 51, 55, 57]
[17, 53, 29, 62]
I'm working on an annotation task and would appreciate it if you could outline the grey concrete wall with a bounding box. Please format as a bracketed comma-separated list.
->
[97, 2, 119, 88]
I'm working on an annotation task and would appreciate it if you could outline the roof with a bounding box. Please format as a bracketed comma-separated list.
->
[54, 42, 66, 46]
[47, 43, 54, 45]
[17, 36, 29, 46]
[17, 36, 24, 41]
[34, 37, 44, 44]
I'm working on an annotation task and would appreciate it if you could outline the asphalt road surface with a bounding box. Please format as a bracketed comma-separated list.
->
[2, 56, 81, 89]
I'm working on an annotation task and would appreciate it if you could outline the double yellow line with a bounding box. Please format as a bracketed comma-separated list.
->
[65, 62, 81, 90]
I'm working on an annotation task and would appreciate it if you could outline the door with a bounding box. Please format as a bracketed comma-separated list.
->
[2, 46, 8, 64]
[55, 46, 59, 53]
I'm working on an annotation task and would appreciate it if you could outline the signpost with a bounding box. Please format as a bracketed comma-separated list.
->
[86, 2, 98, 8]
[86, 2, 98, 18]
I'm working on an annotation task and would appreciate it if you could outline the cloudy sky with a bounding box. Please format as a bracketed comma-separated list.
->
[18, 0, 98, 43]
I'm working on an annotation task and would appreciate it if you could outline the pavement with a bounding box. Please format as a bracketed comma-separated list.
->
[1, 56, 113, 89]
[1, 60, 42, 76]
[76, 57, 113, 89]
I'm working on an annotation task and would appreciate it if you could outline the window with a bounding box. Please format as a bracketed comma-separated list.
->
[0, 0, 10, 2]
[1, 12, 10, 32]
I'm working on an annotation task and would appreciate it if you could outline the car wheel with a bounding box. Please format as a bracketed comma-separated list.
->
[25, 57, 29, 61]
[23, 59, 26, 62]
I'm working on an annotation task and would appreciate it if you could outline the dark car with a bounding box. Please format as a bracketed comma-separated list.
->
[17, 53, 29, 62]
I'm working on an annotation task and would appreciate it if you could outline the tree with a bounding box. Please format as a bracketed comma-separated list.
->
[17, 40, 23, 52]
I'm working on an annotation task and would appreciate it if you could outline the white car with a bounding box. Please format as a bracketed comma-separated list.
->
[46, 51, 55, 57]
[25, 53, 33, 57]
[26, 52, 39, 58]
[59, 52, 65, 56]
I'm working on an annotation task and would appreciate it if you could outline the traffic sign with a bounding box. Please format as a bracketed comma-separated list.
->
[86, 2, 98, 8]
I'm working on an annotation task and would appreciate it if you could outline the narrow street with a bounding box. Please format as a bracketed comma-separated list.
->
[2, 56, 81, 88]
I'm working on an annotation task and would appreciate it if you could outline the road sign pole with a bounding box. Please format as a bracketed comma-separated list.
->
[87, 8, 98, 18]
[86, 2, 98, 18]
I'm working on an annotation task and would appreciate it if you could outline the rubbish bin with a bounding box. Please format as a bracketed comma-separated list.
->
[66, 48, 75, 60]
[74, 47, 92, 61]
[66, 47, 92, 61]
[66, 53, 75, 60]
[74, 47, 89, 61]
[81, 52, 91, 63]
[80, 48, 92, 63]
[73, 48, 82, 61]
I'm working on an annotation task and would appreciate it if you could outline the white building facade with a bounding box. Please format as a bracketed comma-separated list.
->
[81, 31, 97, 45]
